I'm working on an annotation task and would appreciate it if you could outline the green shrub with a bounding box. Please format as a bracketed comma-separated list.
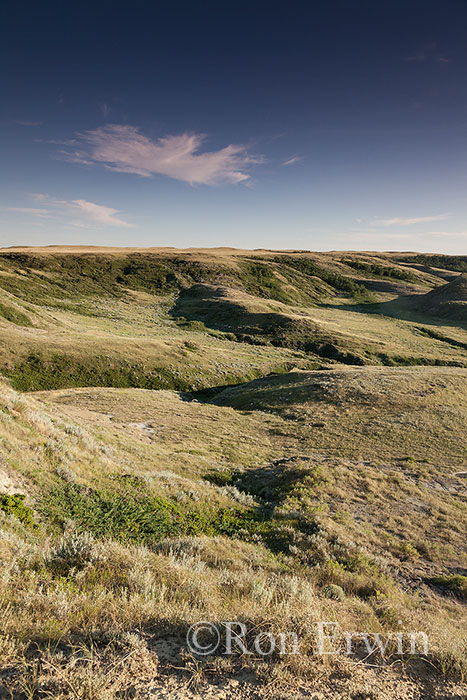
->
[322, 583, 346, 601]
[272, 256, 371, 300]
[203, 470, 235, 487]
[341, 258, 418, 283]
[428, 574, 467, 601]
[0, 493, 38, 528]
[41, 483, 274, 545]
[240, 262, 292, 303]
[401, 254, 467, 273]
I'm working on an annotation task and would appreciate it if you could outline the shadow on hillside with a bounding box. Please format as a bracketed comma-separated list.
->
[330, 295, 467, 331]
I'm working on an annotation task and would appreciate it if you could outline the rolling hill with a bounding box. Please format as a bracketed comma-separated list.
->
[0, 247, 466, 699]
[419, 273, 467, 322]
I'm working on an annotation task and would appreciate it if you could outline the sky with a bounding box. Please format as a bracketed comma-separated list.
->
[1, 0, 467, 253]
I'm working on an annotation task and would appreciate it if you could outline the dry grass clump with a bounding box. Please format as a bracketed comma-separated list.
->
[0, 524, 465, 698]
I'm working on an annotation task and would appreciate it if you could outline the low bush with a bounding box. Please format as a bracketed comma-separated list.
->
[0, 493, 38, 528]
[428, 574, 467, 601]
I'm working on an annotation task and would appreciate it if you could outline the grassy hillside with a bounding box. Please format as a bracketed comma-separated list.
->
[418, 273, 467, 322]
[0, 248, 466, 393]
[213, 366, 467, 464]
[0, 376, 466, 698]
[0, 248, 466, 698]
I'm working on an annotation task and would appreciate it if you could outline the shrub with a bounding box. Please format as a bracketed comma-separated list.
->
[44, 530, 105, 576]
[0, 302, 32, 326]
[342, 258, 418, 283]
[321, 583, 346, 601]
[272, 256, 371, 299]
[428, 574, 467, 601]
[203, 470, 235, 487]
[0, 493, 38, 528]
[42, 483, 273, 546]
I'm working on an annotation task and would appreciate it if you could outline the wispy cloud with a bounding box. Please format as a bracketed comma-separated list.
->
[282, 155, 303, 166]
[406, 42, 451, 64]
[70, 199, 132, 227]
[0, 119, 42, 127]
[423, 230, 467, 238]
[3, 195, 132, 228]
[58, 124, 262, 185]
[14, 120, 43, 127]
[372, 214, 449, 227]
[98, 102, 110, 118]
[3, 207, 51, 217]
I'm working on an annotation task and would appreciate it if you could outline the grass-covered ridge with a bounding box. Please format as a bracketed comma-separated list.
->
[0, 247, 466, 697]
[213, 366, 467, 464]
[0, 247, 465, 392]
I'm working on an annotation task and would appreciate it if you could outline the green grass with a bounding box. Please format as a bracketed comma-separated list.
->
[428, 575, 467, 601]
[341, 258, 419, 283]
[5, 352, 194, 392]
[0, 302, 32, 326]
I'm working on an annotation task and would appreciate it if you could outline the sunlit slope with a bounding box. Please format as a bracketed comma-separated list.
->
[0, 249, 466, 392]
[11, 377, 467, 583]
[0, 374, 466, 695]
[214, 366, 467, 466]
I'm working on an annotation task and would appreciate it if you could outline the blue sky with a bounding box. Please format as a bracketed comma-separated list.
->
[1, 0, 467, 252]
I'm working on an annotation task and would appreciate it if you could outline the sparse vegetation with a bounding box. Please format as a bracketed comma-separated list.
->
[399, 254, 467, 273]
[0, 248, 465, 698]
[0, 301, 32, 326]
[428, 574, 467, 601]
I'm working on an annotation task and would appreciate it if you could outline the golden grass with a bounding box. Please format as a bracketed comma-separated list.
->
[0, 249, 465, 697]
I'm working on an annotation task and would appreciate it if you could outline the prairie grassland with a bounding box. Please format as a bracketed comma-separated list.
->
[0, 248, 466, 393]
[0, 248, 466, 698]
[214, 366, 467, 464]
[0, 367, 466, 698]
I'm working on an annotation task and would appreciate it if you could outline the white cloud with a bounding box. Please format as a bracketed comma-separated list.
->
[282, 156, 303, 166]
[59, 124, 261, 185]
[372, 214, 449, 226]
[3, 195, 132, 228]
[70, 199, 132, 227]
[423, 230, 467, 238]
[4, 207, 51, 217]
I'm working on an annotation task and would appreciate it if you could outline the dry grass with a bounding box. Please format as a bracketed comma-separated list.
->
[0, 525, 465, 698]
[214, 366, 467, 465]
[0, 375, 465, 697]
[0, 248, 465, 697]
